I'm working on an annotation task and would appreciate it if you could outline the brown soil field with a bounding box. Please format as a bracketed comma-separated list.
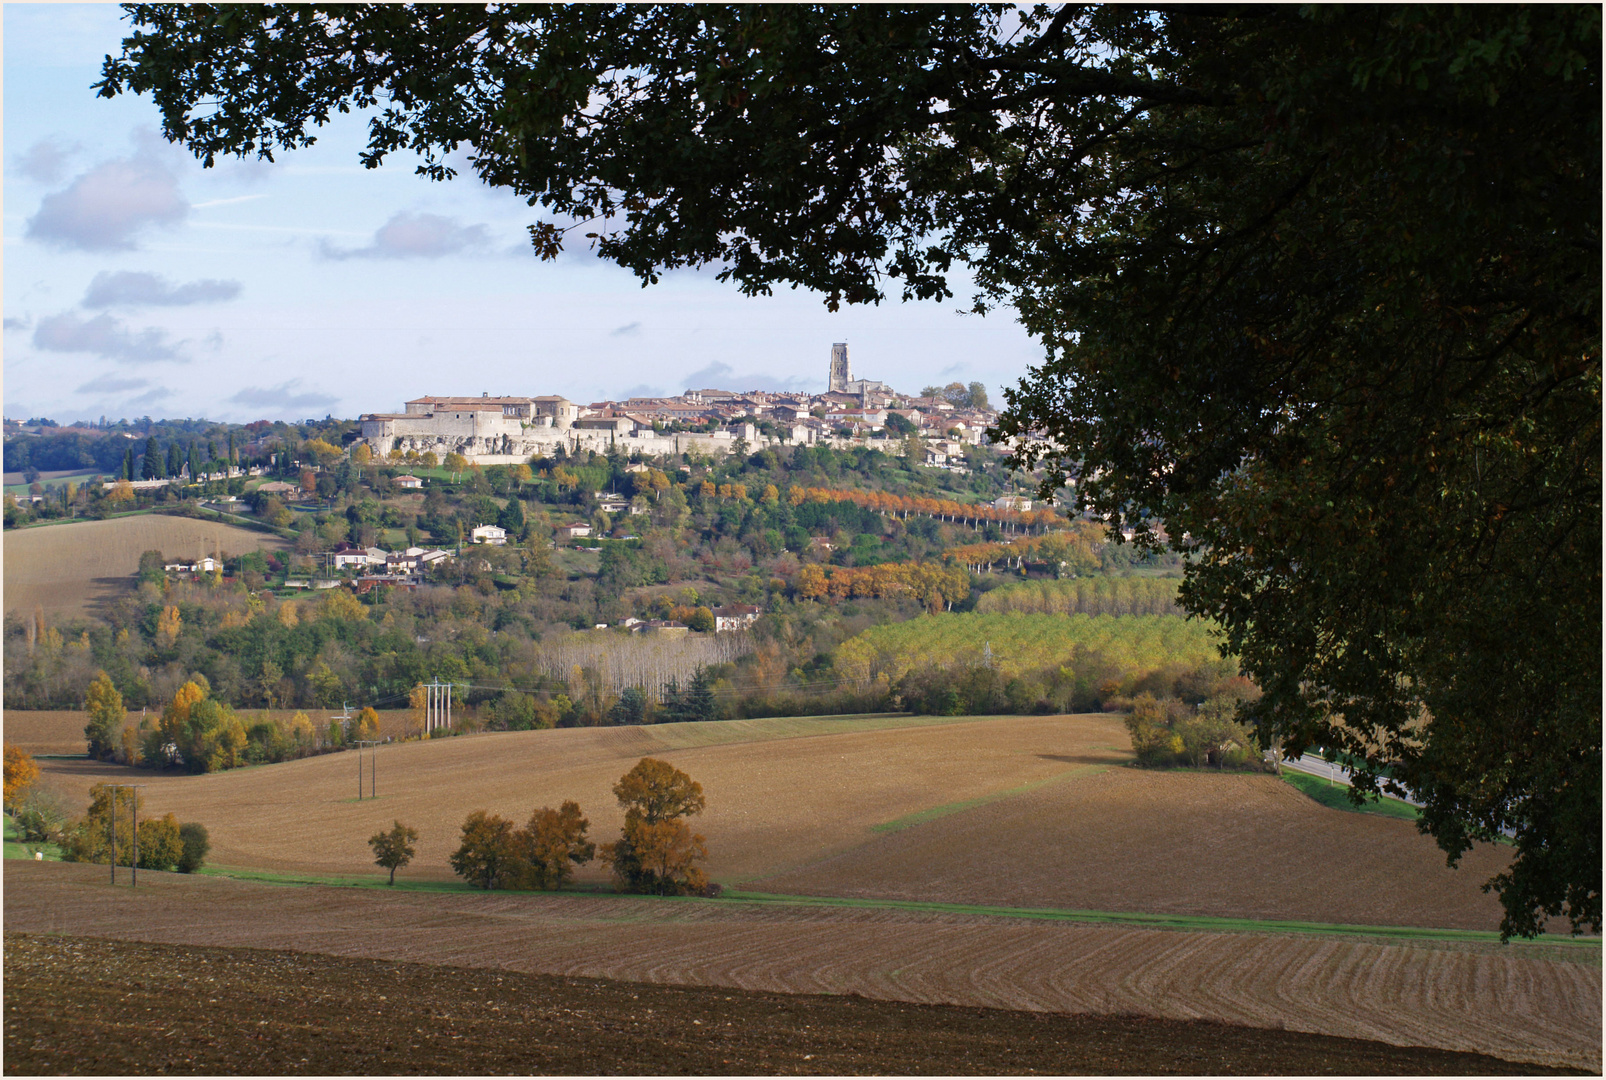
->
[4, 863, 1598, 1071]
[6, 933, 1572, 1076]
[5, 709, 416, 757]
[749, 765, 1518, 930]
[3, 515, 287, 620]
[31, 714, 1518, 931]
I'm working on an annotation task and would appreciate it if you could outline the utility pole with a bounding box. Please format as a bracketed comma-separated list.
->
[107, 784, 147, 886]
[356, 740, 380, 798]
[423, 679, 453, 735]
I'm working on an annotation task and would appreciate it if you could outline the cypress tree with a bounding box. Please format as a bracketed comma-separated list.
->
[122, 447, 134, 481]
[142, 437, 163, 480]
[686, 667, 716, 723]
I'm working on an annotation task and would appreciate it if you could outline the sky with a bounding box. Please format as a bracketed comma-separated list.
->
[3, 5, 1046, 426]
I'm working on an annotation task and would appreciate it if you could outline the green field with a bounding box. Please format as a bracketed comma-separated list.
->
[1281, 769, 1421, 821]
[835, 612, 1222, 682]
[977, 575, 1185, 617]
[3, 815, 61, 862]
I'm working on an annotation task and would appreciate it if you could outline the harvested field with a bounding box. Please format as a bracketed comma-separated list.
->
[5, 709, 417, 757]
[31, 714, 1518, 931]
[749, 765, 1519, 931]
[4, 863, 1599, 1071]
[3, 515, 286, 620]
[5, 934, 1573, 1076]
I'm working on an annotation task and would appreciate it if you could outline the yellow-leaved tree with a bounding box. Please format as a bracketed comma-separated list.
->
[83, 671, 126, 760]
[600, 757, 709, 896]
[3, 746, 40, 811]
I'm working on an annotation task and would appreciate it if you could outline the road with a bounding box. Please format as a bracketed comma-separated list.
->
[1280, 752, 1424, 808]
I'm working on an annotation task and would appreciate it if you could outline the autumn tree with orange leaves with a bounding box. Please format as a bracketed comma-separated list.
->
[601, 757, 710, 896]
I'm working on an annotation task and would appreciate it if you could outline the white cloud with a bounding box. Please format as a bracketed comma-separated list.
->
[15, 138, 80, 184]
[83, 271, 242, 308]
[32, 311, 185, 363]
[228, 380, 339, 410]
[192, 194, 270, 209]
[617, 383, 667, 399]
[320, 211, 490, 260]
[25, 155, 189, 251]
[75, 375, 150, 395]
[681, 360, 813, 394]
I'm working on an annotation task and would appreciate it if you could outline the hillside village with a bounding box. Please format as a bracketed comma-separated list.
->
[357, 342, 999, 469]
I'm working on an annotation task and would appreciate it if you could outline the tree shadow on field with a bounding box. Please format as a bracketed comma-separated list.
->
[1037, 750, 1130, 766]
[85, 576, 135, 619]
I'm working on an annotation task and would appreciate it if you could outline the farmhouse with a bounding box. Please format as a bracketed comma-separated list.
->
[711, 604, 762, 633]
[163, 556, 220, 575]
[470, 524, 508, 546]
[557, 522, 592, 539]
[394, 474, 424, 489]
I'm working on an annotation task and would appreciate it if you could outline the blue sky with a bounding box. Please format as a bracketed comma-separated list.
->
[3, 5, 1043, 425]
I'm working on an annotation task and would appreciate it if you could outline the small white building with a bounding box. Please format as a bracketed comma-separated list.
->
[557, 521, 592, 539]
[394, 474, 424, 489]
[471, 524, 508, 546]
[711, 604, 762, 633]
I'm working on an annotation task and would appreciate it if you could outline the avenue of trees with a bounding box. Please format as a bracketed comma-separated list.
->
[97, 3, 1598, 938]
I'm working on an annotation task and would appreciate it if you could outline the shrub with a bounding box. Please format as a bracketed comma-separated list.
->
[137, 813, 184, 870]
[177, 822, 210, 873]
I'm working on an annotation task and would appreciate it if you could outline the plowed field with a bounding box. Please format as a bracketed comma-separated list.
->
[30, 714, 1517, 931]
[4, 515, 286, 620]
[6, 934, 1573, 1075]
[5, 863, 1598, 1071]
[750, 765, 1511, 930]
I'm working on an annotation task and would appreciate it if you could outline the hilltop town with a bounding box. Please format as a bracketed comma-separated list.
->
[358, 343, 998, 469]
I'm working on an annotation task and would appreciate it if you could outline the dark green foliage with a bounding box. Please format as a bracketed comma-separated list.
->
[449, 809, 518, 890]
[608, 686, 649, 726]
[657, 669, 717, 725]
[497, 496, 524, 537]
[176, 822, 209, 873]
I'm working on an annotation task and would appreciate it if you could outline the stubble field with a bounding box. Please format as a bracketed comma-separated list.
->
[3, 515, 286, 620]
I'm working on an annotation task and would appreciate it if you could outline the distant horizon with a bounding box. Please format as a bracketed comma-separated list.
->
[5, 6, 1039, 427]
[6, 367, 999, 430]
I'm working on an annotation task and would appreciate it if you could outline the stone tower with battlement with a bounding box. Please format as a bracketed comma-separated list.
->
[828, 342, 851, 393]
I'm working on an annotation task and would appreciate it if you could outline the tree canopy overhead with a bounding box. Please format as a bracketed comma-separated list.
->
[98, 4, 1599, 938]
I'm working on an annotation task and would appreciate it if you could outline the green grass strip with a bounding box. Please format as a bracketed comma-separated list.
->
[873, 765, 1107, 833]
[196, 865, 482, 892]
[3, 814, 62, 861]
[718, 890, 1602, 949]
[1280, 769, 1421, 821]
